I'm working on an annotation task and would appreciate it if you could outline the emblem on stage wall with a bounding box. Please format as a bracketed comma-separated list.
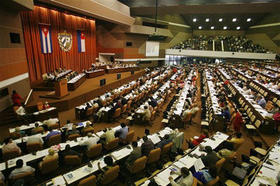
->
[57, 31, 72, 52]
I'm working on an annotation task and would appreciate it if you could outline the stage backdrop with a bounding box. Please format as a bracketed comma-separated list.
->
[21, 6, 96, 83]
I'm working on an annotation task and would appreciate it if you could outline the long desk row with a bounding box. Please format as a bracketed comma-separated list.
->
[141, 131, 229, 186]
[0, 124, 121, 172]
[248, 138, 280, 185]
[231, 68, 280, 105]
[46, 127, 174, 185]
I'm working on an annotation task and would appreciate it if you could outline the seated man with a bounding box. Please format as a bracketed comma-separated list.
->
[66, 125, 79, 136]
[43, 118, 59, 129]
[169, 167, 194, 186]
[9, 159, 35, 179]
[45, 129, 61, 142]
[188, 131, 208, 148]
[2, 138, 21, 156]
[156, 134, 171, 149]
[227, 132, 245, 150]
[143, 106, 151, 121]
[141, 136, 154, 156]
[257, 95, 266, 108]
[79, 133, 99, 150]
[193, 166, 217, 184]
[26, 135, 44, 146]
[201, 146, 219, 167]
[217, 142, 235, 159]
[31, 122, 44, 134]
[100, 128, 115, 145]
[40, 149, 58, 167]
[60, 144, 81, 162]
[115, 123, 128, 140]
[125, 141, 142, 170]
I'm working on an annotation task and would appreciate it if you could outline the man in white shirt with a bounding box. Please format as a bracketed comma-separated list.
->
[9, 159, 35, 179]
[79, 133, 99, 150]
[169, 167, 194, 186]
[26, 135, 44, 146]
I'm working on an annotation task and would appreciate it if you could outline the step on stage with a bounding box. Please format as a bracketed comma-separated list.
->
[26, 70, 145, 112]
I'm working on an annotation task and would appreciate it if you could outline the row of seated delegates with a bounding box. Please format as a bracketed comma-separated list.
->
[166, 146, 223, 186]
[80, 69, 152, 120]
[43, 68, 68, 81]
[64, 71, 79, 82]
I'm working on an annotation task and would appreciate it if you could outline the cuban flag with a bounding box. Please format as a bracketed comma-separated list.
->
[77, 30, 86, 53]
[39, 25, 52, 54]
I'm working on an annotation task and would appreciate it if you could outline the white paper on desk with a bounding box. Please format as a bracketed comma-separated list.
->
[258, 166, 278, 180]
[194, 158, 205, 172]
[111, 147, 132, 160]
[173, 161, 186, 169]
[156, 166, 179, 185]
[148, 134, 161, 144]
[52, 176, 66, 186]
[179, 156, 197, 169]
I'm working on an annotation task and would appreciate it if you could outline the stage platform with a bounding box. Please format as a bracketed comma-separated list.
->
[26, 70, 145, 112]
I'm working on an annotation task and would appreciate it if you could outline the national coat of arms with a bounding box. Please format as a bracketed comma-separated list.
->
[58, 31, 72, 52]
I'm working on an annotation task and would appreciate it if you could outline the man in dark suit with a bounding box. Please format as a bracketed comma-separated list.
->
[141, 136, 154, 156]
[201, 146, 219, 167]
[125, 141, 142, 169]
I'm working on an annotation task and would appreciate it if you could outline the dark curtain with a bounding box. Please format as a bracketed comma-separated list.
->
[21, 6, 96, 83]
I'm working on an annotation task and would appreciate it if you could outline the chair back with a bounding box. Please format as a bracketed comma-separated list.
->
[78, 175, 96, 186]
[124, 130, 135, 144]
[215, 158, 226, 173]
[86, 143, 102, 158]
[101, 165, 120, 185]
[47, 134, 61, 146]
[82, 127, 94, 136]
[40, 157, 59, 174]
[206, 176, 219, 186]
[3, 150, 20, 161]
[129, 156, 147, 174]
[147, 148, 161, 164]
[27, 142, 43, 153]
[64, 155, 81, 166]
[32, 127, 44, 134]
[67, 134, 80, 141]
[104, 138, 119, 151]
[48, 123, 59, 130]
[113, 108, 121, 118]
[11, 171, 34, 182]
[226, 151, 237, 162]
[192, 178, 198, 186]
[86, 107, 94, 117]
[162, 142, 173, 155]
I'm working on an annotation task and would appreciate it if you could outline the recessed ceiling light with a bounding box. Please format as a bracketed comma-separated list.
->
[211, 26, 214, 30]
[219, 18, 223, 22]
[236, 26, 241, 30]
[232, 18, 237, 22]
[223, 26, 228, 30]
[247, 18, 252, 22]
[193, 18, 197, 22]
[198, 26, 202, 30]
[205, 18, 210, 22]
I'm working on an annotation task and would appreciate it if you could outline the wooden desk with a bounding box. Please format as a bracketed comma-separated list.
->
[67, 74, 86, 91]
[85, 69, 105, 79]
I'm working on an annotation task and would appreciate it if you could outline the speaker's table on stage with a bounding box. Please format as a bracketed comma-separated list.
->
[68, 73, 86, 91]
[85, 69, 105, 79]
[107, 67, 140, 73]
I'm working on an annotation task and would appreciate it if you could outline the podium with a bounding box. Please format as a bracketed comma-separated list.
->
[54, 79, 68, 98]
